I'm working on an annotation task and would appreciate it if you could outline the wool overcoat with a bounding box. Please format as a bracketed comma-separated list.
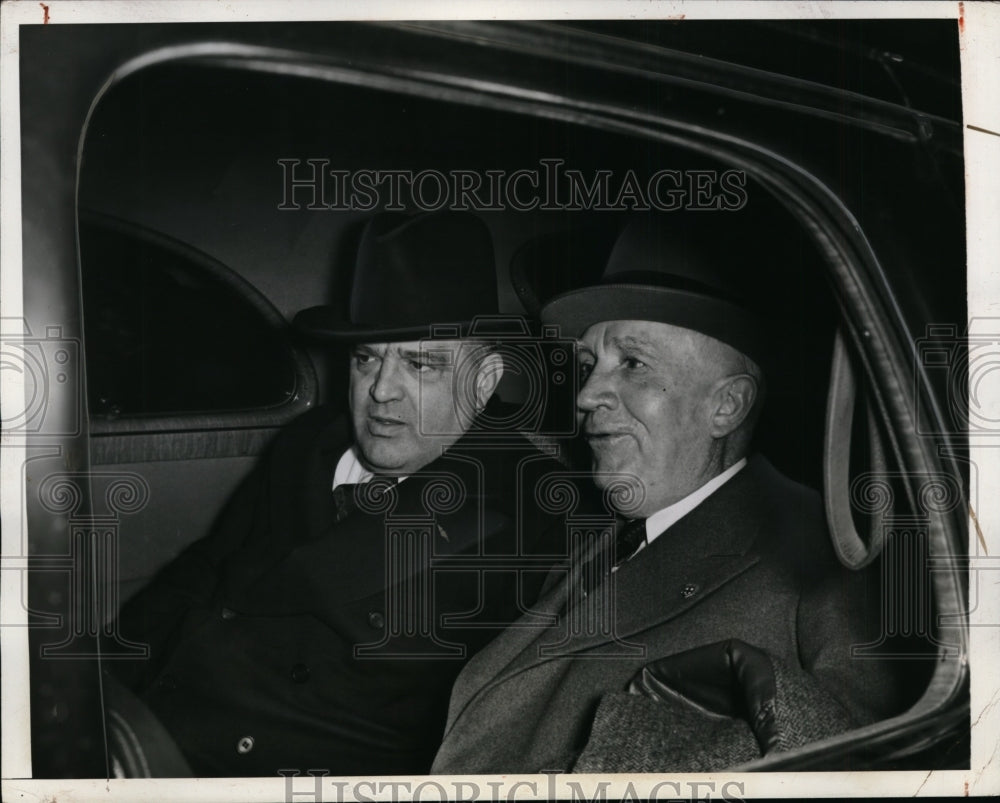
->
[114, 404, 567, 776]
[432, 455, 901, 773]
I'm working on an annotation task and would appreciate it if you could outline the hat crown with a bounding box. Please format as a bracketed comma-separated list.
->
[295, 211, 498, 341]
[602, 216, 745, 302]
[351, 211, 498, 330]
[539, 213, 766, 365]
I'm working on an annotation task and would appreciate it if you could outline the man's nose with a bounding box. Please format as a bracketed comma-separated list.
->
[370, 359, 404, 403]
[576, 366, 618, 413]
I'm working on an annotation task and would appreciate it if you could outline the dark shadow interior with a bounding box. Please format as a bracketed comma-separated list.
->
[76, 52, 963, 772]
[80, 61, 839, 489]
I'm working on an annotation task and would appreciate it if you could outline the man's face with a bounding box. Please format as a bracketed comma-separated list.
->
[576, 320, 733, 516]
[350, 339, 485, 474]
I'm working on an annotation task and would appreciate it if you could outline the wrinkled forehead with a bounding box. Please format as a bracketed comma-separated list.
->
[355, 338, 481, 359]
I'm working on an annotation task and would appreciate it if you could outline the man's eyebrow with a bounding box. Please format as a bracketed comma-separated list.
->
[611, 335, 659, 354]
[398, 348, 452, 364]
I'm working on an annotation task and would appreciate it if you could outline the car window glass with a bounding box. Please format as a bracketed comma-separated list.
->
[79, 217, 297, 418]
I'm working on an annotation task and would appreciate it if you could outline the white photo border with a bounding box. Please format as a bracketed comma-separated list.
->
[1, 1, 997, 799]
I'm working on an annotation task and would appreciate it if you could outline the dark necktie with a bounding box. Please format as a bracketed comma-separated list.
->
[613, 516, 648, 567]
[580, 517, 647, 594]
[332, 476, 396, 522]
[332, 483, 360, 523]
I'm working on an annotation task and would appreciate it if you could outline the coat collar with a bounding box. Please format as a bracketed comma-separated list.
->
[446, 455, 778, 718]
[232, 403, 555, 615]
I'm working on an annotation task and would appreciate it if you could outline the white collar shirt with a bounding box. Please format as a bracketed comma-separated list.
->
[332, 446, 410, 489]
[638, 457, 748, 550]
[333, 446, 371, 489]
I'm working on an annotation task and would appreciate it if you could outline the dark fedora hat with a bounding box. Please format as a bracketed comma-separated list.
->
[540, 213, 767, 366]
[295, 211, 498, 341]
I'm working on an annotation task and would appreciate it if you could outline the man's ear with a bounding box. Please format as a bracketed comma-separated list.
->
[473, 352, 504, 409]
[709, 374, 758, 438]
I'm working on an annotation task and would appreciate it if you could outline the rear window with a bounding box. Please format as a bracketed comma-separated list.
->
[80, 217, 298, 419]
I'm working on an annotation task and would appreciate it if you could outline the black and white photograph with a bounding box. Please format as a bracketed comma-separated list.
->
[1, 1, 997, 800]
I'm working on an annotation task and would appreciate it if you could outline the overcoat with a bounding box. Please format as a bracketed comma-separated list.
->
[432, 455, 901, 773]
[114, 404, 567, 776]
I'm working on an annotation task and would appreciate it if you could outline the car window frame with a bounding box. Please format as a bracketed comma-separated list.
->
[71, 29, 968, 770]
[78, 209, 318, 438]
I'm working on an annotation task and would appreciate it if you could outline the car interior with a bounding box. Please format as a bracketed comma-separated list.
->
[16, 19, 969, 776]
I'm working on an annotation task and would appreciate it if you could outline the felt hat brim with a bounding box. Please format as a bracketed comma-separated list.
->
[294, 306, 479, 342]
[541, 283, 767, 366]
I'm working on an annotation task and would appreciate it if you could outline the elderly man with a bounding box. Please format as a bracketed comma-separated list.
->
[431, 215, 899, 773]
[111, 211, 566, 776]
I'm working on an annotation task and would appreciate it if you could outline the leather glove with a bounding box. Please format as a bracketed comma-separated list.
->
[627, 638, 782, 754]
[574, 639, 854, 772]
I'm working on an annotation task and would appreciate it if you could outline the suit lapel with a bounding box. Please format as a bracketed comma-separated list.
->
[592, 483, 762, 648]
[448, 457, 770, 715]
[234, 427, 512, 617]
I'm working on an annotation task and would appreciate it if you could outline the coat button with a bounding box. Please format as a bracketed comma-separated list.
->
[290, 663, 310, 683]
[681, 583, 699, 599]
[236, 736, 254, 754]
[220, 607, 236, 620]
[368, 611, 385, 629]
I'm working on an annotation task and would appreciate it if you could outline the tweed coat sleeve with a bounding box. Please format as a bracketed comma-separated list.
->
[430, 455, 903, 775]
[572, 463, 902, 773]
[573, 642, 856, 772]
[570, 567, 895, 772]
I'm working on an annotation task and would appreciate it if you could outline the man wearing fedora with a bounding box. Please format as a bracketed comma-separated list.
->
[110, 211, 568, 776]
[431, 214, 900, 773]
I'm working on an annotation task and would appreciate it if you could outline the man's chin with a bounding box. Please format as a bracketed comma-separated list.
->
[357, 440, 411, 474]
[590, 461, 646, 511]
[589, 456, 631, 485]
